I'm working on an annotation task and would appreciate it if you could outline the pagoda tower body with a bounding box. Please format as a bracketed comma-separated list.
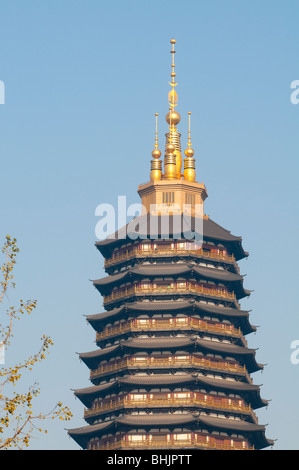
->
[68, 40, 273, 451]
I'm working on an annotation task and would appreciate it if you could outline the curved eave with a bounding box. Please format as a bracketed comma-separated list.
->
[79, 343, 120, 369]
[73, 381, 118, 407]
[195, 338, 262, 373]
[197, 415, 274, 450]
[86, 305, 126, 328]
[202, 218, 247, 262]
[193, 302, 256, 334]
[196, 376, 268, 409]
[67, 420, 114, 449]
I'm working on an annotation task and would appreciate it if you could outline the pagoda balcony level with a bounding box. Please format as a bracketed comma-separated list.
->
[86, 301, 256, 337]
[103, 283, 239, 307]
[74, 374, 269, 411]
[104, 244, 237, 270]
[84, 391, 258, 423]
[89, 355, 252, 383]
[96, 317, 248, 347]
[94, 263, 247, 298]
[69, 412, 273, 450]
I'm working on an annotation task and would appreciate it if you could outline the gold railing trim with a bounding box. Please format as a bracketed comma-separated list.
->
[105, 247, 235, 268]
[96, 318, 244, 343]
[85, 393, 256, 422]
[90, 355, 251, 382]
[104, 284, 237, 304]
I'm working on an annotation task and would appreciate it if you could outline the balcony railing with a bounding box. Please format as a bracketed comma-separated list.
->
[103, 283, 236, 305]
[96, 318, 246, 345]
[84, 392, 256, 421]
[90, 355, 251, 382]
[89, 433, 254, 451]
[105, 246, 235, 268]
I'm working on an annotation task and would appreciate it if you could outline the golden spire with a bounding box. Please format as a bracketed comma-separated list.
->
[169, 39, 178, 112]
[150, 113, 162, 181]
[141, 39, 207, 218]
[183, 111, 196, 182]
[164, 39, 182, 179]
[166, 39, 180, 129]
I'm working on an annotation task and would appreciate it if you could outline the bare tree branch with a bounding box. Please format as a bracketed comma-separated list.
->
[0, 236, 72, 449]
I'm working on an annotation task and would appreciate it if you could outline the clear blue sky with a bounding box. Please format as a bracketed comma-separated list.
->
[0, 0, 299, 450]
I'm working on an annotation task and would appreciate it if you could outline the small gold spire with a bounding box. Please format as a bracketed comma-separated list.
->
[184, 111, 196, 182]
[151, 113, 161, 159]
[150, 113, 162, 181]
[185, 112, 195, 158]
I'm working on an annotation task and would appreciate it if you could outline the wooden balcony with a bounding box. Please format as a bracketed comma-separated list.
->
[84, 391, 257, 422]
[96, 317, 246, 346]
[103, 283, 237, 305]
[105, 246, 235, 268]
[90, 355, 251, 382]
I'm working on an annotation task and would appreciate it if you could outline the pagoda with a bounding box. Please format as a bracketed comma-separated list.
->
[68, 40, 273, 451]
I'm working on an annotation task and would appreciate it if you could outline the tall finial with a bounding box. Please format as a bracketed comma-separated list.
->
[166, 39, 179, 124]
[150, 113, 162, 181]
[169, 39, 177, 111]
[165, 39, 182, 179]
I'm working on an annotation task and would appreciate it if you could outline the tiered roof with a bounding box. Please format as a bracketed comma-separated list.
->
[67, 39, 273, 451]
